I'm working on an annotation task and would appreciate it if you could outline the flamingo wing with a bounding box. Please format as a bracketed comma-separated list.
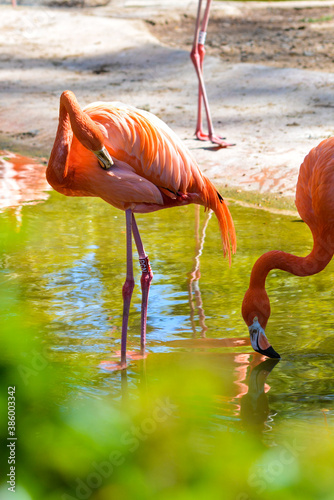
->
[83, 102, 206, 197]
[46, 93, 236, 260]
[63, 137, 165, 210]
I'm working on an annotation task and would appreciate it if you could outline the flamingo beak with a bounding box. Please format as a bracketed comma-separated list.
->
[248, 317, 280, 359]
[94, 146, 114, 170]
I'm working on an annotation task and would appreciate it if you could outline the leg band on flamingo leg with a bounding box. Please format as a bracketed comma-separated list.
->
[139, 256, 152, 274]
[198, 31, 207, 46]
[131, 215, 153, 354]
[139, 256, 153, 353]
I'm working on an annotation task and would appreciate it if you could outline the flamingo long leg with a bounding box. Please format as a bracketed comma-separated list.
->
[121, 209, 135, 367]
[131, 214, 153, 355]
[192, 0, 213, 139]
[190, 0, 233, 147]
[191, 0, 204, 135]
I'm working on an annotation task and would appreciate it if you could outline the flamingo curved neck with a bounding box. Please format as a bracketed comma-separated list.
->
[47, 91, 105, 187]
[59, 91, 104, 152]
[47, 102, 73, 186]
[249, 231, 334, 290]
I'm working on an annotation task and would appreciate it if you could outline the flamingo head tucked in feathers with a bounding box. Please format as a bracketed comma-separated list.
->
[60, 90, 115, 171]
[93, 146, 114, 170]
[241, 288, 280, 359]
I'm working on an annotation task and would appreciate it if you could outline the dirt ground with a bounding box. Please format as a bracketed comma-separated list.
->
[1, 1, 334, 206]
[150, 3, 334, 72]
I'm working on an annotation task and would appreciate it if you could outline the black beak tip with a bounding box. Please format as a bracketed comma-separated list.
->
[257, 346, 281, 359]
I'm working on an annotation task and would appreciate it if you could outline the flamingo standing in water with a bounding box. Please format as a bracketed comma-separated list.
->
[191, 0, 233, 147]
[242, 137, 334, 358]
[47, 91, 236, 368]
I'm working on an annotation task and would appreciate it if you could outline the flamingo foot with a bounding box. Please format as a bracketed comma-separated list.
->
[114, 349, 148, 361]
[99, 360, 128, 371]
[99, 349, 147, 371]
[195, 130, 235, 148]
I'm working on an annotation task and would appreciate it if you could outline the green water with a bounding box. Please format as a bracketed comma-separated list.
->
[1, 191, 334, 499]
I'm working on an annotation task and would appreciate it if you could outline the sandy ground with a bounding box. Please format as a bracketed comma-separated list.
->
[1, 0, 334, 203]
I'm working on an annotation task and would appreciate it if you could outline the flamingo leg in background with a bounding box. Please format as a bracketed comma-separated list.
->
[191, 0, 233, 147]
[131, 214, 153, 355]
[121, 209, 135, 368]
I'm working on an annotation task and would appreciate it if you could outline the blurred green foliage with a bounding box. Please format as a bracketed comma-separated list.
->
[0, 193, 334, 499]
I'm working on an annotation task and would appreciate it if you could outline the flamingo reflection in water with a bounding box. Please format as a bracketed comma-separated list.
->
[188, 205, 212, 338]
[115, 352, 280, 435]
[0, 151, 50, 217]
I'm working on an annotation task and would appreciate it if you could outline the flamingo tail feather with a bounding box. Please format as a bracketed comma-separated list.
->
[202, 177, 237, 264]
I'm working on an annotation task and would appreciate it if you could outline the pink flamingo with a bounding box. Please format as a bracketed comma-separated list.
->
[242, 137, 334, 358]
[46, 90, 236, 369]
[191, 0, 233, 147]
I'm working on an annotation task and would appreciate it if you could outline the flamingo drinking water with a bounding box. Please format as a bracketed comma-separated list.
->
[47, 91, 236, 368]
[242, 137, 334, 359]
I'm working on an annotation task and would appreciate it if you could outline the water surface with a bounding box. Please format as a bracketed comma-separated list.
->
[1, 158, 334, 499]
[2, 190, 334, 418]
